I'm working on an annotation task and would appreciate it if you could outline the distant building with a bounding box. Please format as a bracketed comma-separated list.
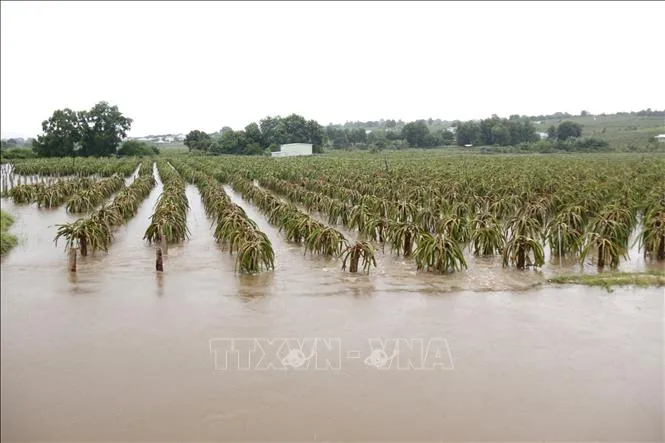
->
[271, 143, 313, 158]
[655, 134, 665, 143]
[537, 132, 549, 140]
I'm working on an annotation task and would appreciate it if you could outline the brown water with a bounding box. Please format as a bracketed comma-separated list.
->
[1, 170, 664, 441]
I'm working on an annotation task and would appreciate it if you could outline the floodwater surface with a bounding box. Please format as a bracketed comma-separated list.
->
[1, 169, 663, 442]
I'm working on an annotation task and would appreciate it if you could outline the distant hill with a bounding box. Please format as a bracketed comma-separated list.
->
[531, 114, 665, 150]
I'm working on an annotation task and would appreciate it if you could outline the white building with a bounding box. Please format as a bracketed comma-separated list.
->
[537, 132, 549, 140]
[655, 134, 665, 143]
[271, 143, 313, 157]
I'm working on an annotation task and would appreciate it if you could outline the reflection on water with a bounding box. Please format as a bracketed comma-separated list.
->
[1, 172, 663, 441]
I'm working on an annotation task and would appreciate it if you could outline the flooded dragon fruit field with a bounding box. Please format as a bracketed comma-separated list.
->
[1, 154, 663, 441]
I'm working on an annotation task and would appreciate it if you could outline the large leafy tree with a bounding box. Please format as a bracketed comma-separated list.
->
[33, 102, 132, 157]
[211, 130, 245, 155]
[556, 121, 583, 141]
[259, 114, 324, 149]
[78, 102, 132, 157]
[32, 109, 82, 157]
[401, 120, 431, 147]
[184, 130, 212, 151]
[456, 121, 480, 146]
[244, 123, 265, 148]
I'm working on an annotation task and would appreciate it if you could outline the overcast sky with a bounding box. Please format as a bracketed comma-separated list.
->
[1, 1, 663, 138]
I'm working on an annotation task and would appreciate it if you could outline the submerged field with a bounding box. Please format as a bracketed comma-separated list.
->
[1, 152, 665, 282]
[1, 152, 664, 441]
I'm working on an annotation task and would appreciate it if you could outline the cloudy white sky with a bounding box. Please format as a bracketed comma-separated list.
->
[1, 1, 663, 138]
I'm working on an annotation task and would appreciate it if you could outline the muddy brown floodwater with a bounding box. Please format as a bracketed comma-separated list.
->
[1, 169, 663, 442]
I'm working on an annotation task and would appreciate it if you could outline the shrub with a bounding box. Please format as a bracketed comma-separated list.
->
[117, 140, 159, 157]
[0, 148, 37, 160]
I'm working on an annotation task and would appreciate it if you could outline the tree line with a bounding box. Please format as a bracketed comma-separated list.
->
[10, 104, 662, 159]
[1, 138, 35, 149]
[326, 116, 542, 150]
[186, 115, 546, 153]
[184, 114, 325, 155]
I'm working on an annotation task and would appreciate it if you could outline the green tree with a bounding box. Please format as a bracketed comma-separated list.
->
[32, 108, 82, 157]
[401, 120, 430, 147]
[556, 121, 583, 141]
[184, 130, 212, 151]
[456, 121, 480, 146]
[367, 131, 388, 150]
[282, 114, 310, 143]
[210, 129, 265, 156]
[259, 116, 283, 146]
[244, 123, 265, 148]
[259, 114, 324, 149]
[491, 123, 509, 146]
[306, 119, 325, 148]
[77, 102, 133, 157]
[479, 116, 499, 145]
[349, 128, 367, 146]
[438, 129, 455, 146]
[509, 119, 538, 145]
[330, 128, 351, 149]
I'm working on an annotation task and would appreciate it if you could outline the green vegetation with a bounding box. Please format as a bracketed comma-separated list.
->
[2, 146, 663, 285]
[533, 112, 665, 151]
[1, 210, 18, 255]
[184, 114, 325, 156]
[638, 205, 665, 260]
[31, 102, 132, 157]
[324, 110, 664, 153]
[5, 158, 140, 208]
[9, 157, 139, 177]
[170, 160, 275, 274]
[65, 175, 125, 214]
[1, 148, 36, 161]
[117, 140, 160, 157]
[54, 160, 155, 256]
[5, 109, 664, 160]
[549, 271, 665, 288]
[342, 241, 377, 273]
[164, 151, 663, 280]
[143, 161, 190, 244]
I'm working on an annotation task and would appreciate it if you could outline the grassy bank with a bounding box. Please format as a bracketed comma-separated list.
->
[1, 210, 18, 255]
[549, 271, 665, 288]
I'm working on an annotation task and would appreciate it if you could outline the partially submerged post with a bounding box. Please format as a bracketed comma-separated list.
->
[160, 226, 168, 255]
[156, 248, 164, 272]
[349, 249, 360, 273]
[68, 248, 77, 272]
